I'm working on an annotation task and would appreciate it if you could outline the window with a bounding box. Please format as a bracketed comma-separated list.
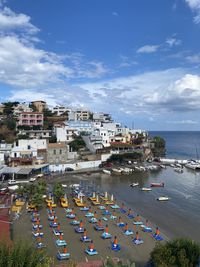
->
[54, 149, 56, 155]
[28, 145, 31, 149]
[60, 149, 62, 154]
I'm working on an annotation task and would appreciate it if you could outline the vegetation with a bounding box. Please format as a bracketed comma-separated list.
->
[151, 136, 166, 157]
[69, 135, 86, 151]
[103, 257, 134, 267]
[2, 101, 19, 116]
[53, 182, 64, 201]
[150, 238, 200, 267]
[108, 152, 143, 163]
[49, 135, 57, 143]
[0, 240, 51, 267]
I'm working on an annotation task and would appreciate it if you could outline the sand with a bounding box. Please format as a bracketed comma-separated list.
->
[13, 189, 162, 267]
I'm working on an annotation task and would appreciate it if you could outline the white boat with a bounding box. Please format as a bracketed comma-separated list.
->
[141, 187, 152, 192]
[103, 169, 111, 175]
[160, 164, 166, 169]
[185, 161, 200, 170]
[29, 177, 37, 182]
[8, 179, 29, 185]
[174, 167, 183, 173]
[157, 196, 170, 201]
[170, 164, 175, 168]
[122, 167, 131, 173]
[112, 168, 122, 173]
[130, 182, 139, 187]
[62, 184, 67, 188]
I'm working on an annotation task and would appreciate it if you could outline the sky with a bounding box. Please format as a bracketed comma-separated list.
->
[0, 0, 200, 130]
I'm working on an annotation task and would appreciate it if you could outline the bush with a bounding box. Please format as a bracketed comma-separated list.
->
[151, 238, 200, 267]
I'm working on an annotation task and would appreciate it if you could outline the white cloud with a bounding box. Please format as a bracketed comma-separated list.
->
[0, 5, 108, 89]
[0, 7, 39, 34]
[167, 120, 198, 124]
[166, 37, 181, 47]
[112, 11, 119, 16]
[186, 54, 200, 63]
[118, 55, 137, 68]
[185, 0, 200, 23]
[137, 45, 160, 54]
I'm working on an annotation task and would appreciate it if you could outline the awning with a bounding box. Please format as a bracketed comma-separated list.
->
[17, 168, 32, 175]
[0, 167, 21, 174]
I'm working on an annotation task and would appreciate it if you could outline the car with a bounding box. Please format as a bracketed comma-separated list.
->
[65, 167, 74, 172]
[29, 177, 37, 182]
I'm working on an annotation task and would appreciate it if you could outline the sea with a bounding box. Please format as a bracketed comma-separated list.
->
[72, 132, 200, 243]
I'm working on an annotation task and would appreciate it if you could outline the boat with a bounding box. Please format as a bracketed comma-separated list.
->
[103, 169, 111, 175]
[185, 161, 200, 170]
[141, 187, 152, 192]
[130, 183, 139, 187]
[157, 196, 170, 201]
[160, 164, 166, 169]
[174, 167, 183, 173]
[112, 168, 122, 174]
[150, 182, 164, 187]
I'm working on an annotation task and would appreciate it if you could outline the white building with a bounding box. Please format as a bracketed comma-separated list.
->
[55, 126, 75, 143]
[93, 112, 112, 123]
[52, 106, 71, 116]
[68, 109, 90, 121]
[11, 139, 47, 158]
[13, 103, 33, 116]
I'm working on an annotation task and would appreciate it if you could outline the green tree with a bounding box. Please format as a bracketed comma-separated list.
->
[151, 136, 166, 157]
[151, 238, 200, 267]
[0, 240, 51, 267]
[53, 182, 64, 201]
[31, 193, 44, 209]
[69, 135, 86, 151]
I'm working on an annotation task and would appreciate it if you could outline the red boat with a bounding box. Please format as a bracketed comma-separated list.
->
[150, 182, 164, 187]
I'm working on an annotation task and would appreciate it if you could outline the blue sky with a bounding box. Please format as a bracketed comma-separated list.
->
[1, 0, 200, 130]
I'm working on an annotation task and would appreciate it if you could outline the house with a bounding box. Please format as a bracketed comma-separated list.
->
[13, 103, 33, 116]
[47, 143, 68, 164]
[0, 141, 12, 165]
[17, 112, 44, 127]
[93, 112, 113, 123]
[18, 129, 52, 139]
[55, 125, 75, 143]
[68, 109, 90, 121]
[10, 139, 47, 166]
[52, 106, 71, 116]
[31, 101, 47, 112]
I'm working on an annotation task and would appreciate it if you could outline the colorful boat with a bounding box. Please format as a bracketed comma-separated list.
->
[150, 182, 164, 187]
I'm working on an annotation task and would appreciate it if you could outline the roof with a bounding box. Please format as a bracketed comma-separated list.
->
[17, 168, 32, 175]
[0, 166, 21, 174]
[48, 143, 67, 148]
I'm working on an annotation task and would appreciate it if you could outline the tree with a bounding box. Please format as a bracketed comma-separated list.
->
[150, 238, 200, 267]
[151, 136, 166, 157]
[53, 182, 64, 201]
[0, 240, 51, 267]
[69, 136, 86, 151]
[31, 193, 44, 209]
[49, 135, 57, 143]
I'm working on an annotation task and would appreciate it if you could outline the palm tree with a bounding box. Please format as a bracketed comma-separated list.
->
[31, 193, 44, 210]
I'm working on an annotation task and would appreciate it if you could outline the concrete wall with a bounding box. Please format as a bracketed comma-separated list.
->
[49, 160, 101, 172]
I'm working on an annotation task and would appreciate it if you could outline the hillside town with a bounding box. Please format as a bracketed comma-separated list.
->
[0, 100, 157, 179]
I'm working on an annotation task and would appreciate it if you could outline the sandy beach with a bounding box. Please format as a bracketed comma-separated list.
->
[13, 183, 161, 267]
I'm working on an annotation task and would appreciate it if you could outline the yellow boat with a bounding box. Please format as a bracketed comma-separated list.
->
[15, 200, 25, 206]
[100, 192, 108, 201]
[92, 195, 100, 205]
[75, 200, 85, 207]
[105, 194, 114, 205]
[27, 203, 36, 210]
[89, 192, 97, 201]
[11, 205, 22, 212]
[60, 197, 68, 208]
[47, 202, 57, 208]
[45, 198, 52, 204]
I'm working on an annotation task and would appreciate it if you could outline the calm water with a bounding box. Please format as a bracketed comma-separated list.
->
[150, 131, 200, 159]
[69, 132, 200, 242]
